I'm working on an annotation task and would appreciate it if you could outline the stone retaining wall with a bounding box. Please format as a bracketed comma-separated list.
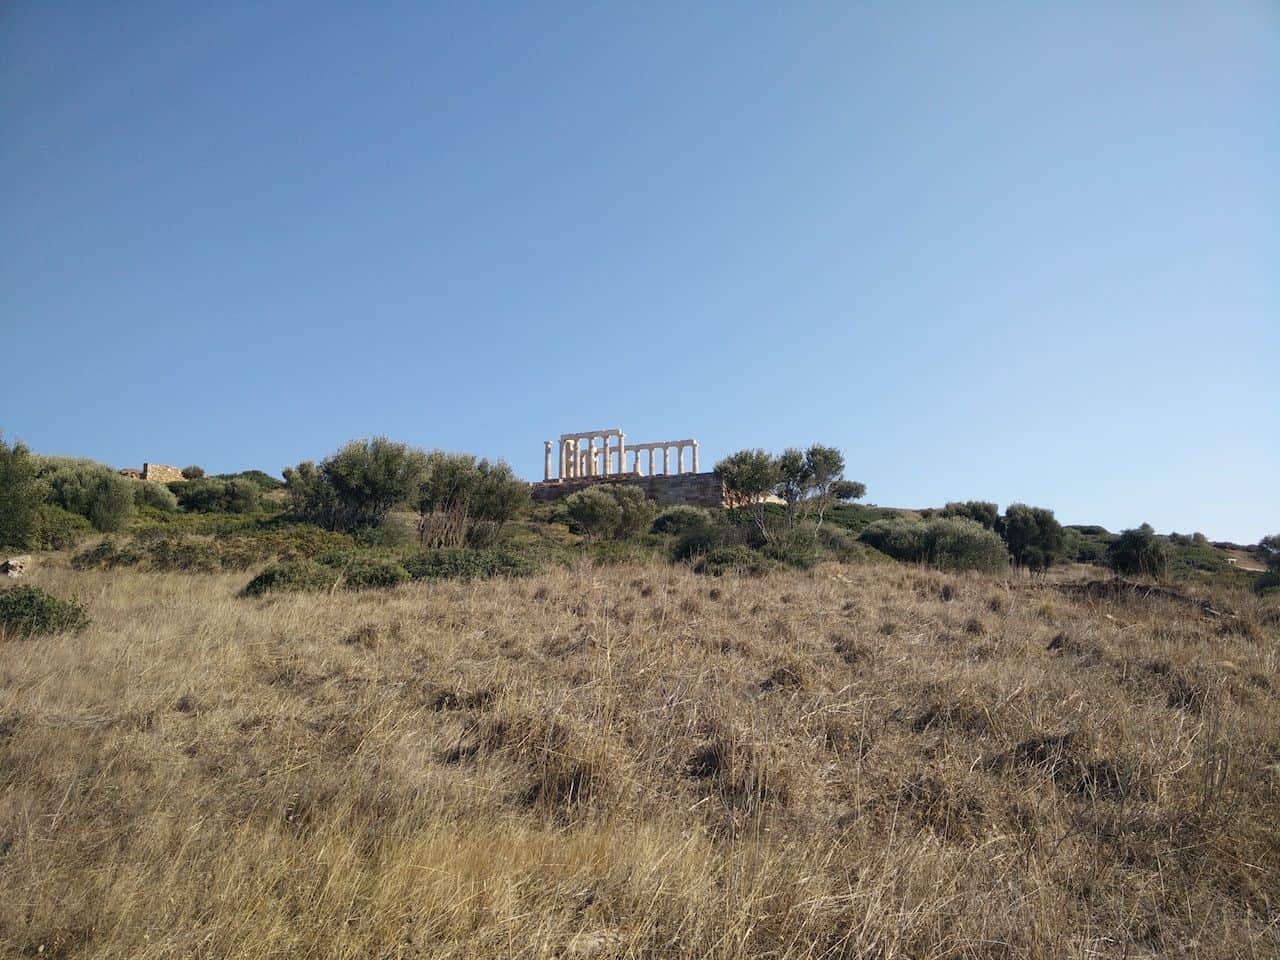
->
[531, 472, 726, 508]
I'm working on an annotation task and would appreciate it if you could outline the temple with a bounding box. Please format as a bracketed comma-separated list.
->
[532, 427, 724, 508]
[543, 429, 698, 481]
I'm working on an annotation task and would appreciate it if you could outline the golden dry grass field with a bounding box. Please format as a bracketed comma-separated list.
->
[2, 559, 1278, 958]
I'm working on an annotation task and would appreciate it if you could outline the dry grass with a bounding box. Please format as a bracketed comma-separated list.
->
[1, 559, 1277, 958]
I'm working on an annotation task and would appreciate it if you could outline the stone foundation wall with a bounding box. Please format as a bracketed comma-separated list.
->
[142, 463, 185, 483]
[531, 472, 726, 508]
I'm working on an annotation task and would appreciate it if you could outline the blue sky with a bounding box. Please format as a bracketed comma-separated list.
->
[2, 3, 1276, 541]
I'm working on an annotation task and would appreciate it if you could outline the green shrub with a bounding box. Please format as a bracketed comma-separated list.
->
[286, 437, 428, 532]
[925, 518, 1010, 572]
[330, 557, 410, 590]
[998, 504, 1065, 572]
[143, 536, 223, 573]
[352, 520, 416, 551]
[176, 478, 261, 514]
[212, 469, 283, 491]
[588, 539, 661, 566]
[0, 436, 45, 549]
[1255, 571, 1280, 596]
[181, 465, 205, 480]
[134, 482, 179, 512]
[693, 546, 777, 577]
[858, 518, 927, 562]
[941, 501, 998, 529]
[814, 524, 883, 563]
[651, 505, 711, 536]
[33, 505, 94, 550]
[0, 585, 90, 638]
[1062, 527, 1113, 565]
[1107, 525, 1169, 579]
[860, 517, 1008, 573]
[241, 560, 339, 597]
[672, 516, 749, 561]
[403, 547, 541, 582]
[762, 525, 822, 569]
[563, 485, 656, 541]
[71, 538, 143, 570]
[42, 461, 136, 532]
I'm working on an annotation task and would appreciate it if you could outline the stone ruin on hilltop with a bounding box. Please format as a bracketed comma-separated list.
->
[531, 427, 726, 508]
[118, 463, 185, 483]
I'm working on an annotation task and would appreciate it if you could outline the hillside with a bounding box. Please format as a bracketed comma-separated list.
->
[2, 557, 1277, 958]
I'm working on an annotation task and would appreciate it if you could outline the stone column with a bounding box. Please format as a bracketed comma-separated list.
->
[648, 449, 655, 476]
[692, 441, 699, 473]
[677, 444, 686, 474]
[618, 433, 626, 477]
[544, 441, 552, 481]
[588, 440, 598, 477]
[662, 447, 670, 475]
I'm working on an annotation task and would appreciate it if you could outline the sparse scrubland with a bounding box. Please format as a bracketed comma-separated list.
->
[2, 434, 1278, 958]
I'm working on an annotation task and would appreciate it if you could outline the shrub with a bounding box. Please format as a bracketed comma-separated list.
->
[563, 485, 655, 541]
[1062, 527, 1113, 565]
[134, 482, 179, 512]
[860, 518, 1008, 573]
[143, 537, 223, 573]
[181, 465, 205, 480]
[71, 538, 144, 570]
[212, 469, 283, 491]
[33, 505, 94, 550]
[241, 560, 339, 597]
[672, 515, 748, 561]
[588, 539, 661, 566]
[0, 435, 45, 549]
[287, 437, 428, 532]
[858, 518, 927, 562]
[176, 478, 261, 514]
[0, 586, 90, 638]
[814, 524, 881, 563]
[403, 547, 541, 582]
[762, 523, 822, 569]
[415, 453, 530, 548]
[42, 461, 136, 532]
[941, 501, 998, 530]
[1107, 525, 1169, 579]
[1260, 534, 1280, 572]
[693, 546, 777, 577]
[999, 504, 1065, 572]
[651, 505, 711, 536]
[329, 557, 410, 590]
[924, 518, 1010, 573]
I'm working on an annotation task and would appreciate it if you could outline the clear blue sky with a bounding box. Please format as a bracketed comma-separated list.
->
[3, 3, 1276, 542]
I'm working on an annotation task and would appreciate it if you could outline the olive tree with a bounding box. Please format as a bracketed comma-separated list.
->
[0, 435, 45, 549]
[715, 449, 780, 539]
[415, 453, 529, 548]
[1106, 524, 1169, 579]
[284, 437, 427, 532]
[40, 459, 136, 532]
[999, 503, 1065, 573]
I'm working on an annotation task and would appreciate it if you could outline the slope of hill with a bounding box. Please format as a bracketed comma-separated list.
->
[2, 558, 1276, 958]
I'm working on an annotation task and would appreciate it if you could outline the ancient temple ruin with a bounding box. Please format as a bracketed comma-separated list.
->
[543, 429, 699, 481]
[532, 427, 725, 507]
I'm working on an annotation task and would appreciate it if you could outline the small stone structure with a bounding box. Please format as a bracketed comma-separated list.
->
[119, 463, 185, 483]
[532, 427, 724, 507]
